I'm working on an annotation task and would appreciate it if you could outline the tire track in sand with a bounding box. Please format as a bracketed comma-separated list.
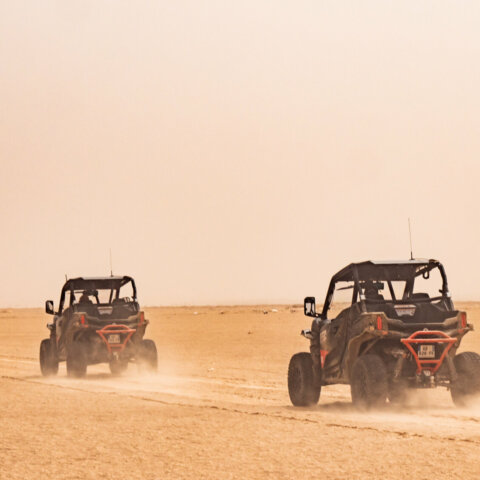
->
[2, 374, 479, 446]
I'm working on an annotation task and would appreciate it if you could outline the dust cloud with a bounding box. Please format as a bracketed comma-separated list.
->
[1, 304, 480, 479]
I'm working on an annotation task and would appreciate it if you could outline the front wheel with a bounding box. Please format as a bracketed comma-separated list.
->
[451, 352, 480, 407]
[288, 352, 321, 406]
[39, 339, 59, 377]
[138, 339, 158, 372]
[350, 354, 388, 410]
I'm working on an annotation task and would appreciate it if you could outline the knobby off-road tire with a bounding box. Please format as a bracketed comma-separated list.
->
[109, 359, 128, 376]
[351, 354, 388, 410]
[138, 339, 158, 372]
[39, 339, 59, 377]
[66, 342, 87, 378]
[288, 352, 321, 406]
[450, 352, 480, 407]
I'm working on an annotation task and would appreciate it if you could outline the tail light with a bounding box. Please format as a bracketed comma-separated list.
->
[139, 312, 145, 325]
[80, 314, 87, 326]
[460, 312, 467, 329]
[376, 315, 383, 330]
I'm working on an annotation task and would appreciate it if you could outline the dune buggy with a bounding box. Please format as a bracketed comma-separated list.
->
[288, 259, 480, 409]
[40, 276, 157, 377]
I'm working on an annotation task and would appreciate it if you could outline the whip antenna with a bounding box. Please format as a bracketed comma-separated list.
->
[408, 218, 414, 260]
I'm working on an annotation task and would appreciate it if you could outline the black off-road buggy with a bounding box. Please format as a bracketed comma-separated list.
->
[40, 276, 157, 377]
[288, 259, 480, 409]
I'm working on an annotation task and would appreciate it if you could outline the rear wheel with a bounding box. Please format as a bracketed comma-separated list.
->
[351, 354, 388, 410]
[138, 339, 158, 372]
[109, 359, 128, 376]
[451, 352, 480, 407]
[39, 339, 58, 377]
[388, 379, 409, 405]
[288, 352, 321, 406]
[66, 342, 87, 378]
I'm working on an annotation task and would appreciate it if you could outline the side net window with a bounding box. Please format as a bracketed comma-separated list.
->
[62, 291, 72, 311]
[412, 267, 443, 300]
[118, 282, 135, 301]
[329, 281, 355, 316]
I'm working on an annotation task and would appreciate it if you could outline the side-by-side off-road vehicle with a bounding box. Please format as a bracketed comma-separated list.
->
[40, 276, 157, 377]
[288, 259, 480, 409]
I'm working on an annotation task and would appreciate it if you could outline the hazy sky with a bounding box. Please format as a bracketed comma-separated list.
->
[1, 1, 480, 306]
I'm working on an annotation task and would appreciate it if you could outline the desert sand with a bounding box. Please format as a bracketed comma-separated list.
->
[1, 303, 480, 479]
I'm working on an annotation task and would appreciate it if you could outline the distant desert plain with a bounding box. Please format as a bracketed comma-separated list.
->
[2, 303, 480, 479]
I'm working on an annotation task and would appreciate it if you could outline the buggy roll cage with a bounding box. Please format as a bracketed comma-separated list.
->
[57, 276, 137, 314]
[320, 259, 452, 319]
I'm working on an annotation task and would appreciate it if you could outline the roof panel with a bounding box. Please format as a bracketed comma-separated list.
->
[62, 276, 134, 292]
[332, 259, 440, 282]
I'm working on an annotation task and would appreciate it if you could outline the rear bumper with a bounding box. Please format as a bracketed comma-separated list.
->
[96, 324, 136, 356]
[400, 330, 457, 375]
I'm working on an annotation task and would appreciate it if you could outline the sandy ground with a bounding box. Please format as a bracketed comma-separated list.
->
[1, 303, 480, 480]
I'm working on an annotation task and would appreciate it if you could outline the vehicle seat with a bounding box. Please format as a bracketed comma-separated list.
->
[111, 298, 135, 319]
[365, 291, 385, 302]
[74, 300, 97, 317]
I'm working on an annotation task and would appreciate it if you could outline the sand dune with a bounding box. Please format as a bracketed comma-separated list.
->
[1, 304, 480, 479]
